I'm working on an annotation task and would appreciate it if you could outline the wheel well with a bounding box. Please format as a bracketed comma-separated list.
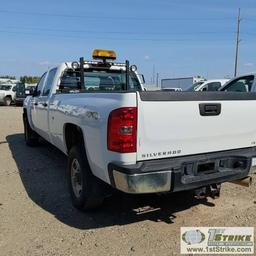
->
[23, 108, 27, 120]
[5, 95, 12, 99]
[64, 123, 84, 153]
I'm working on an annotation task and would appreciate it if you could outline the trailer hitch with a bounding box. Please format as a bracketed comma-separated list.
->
[194, 184, 221, 199]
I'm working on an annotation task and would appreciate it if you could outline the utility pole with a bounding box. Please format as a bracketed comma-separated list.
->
[156, 72, 159, 87]
[152, 64, 155, 85]
[234, 8, 241, 77]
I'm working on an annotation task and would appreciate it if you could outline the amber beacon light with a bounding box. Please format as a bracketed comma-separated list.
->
[92, 49, 117, 60]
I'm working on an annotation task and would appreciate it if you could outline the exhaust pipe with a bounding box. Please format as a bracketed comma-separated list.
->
[229, 176, 252, 187]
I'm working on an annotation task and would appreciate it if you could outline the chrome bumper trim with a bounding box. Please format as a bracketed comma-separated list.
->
[112, 170, 172, 194]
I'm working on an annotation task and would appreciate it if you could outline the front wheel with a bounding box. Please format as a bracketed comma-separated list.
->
[67, 144, 105, 210]
[23, 114, 39, 146]
[4, 96, 12, 106]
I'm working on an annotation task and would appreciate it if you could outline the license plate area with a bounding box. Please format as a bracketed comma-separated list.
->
[182, 156, 249, 177]
[198, 162, 215, 174]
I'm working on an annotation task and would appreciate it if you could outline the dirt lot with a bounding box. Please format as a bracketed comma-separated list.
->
[0, 106, 255, 256]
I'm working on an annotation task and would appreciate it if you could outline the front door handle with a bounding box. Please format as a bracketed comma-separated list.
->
[34, 102, 38, 106]
[42, 103, 48, 107]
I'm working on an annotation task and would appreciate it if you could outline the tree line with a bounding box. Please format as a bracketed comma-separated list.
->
[0, 75, 40, 84]
[20, 76, 40, 84]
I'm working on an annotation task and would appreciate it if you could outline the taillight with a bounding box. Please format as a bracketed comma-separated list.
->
[107, 107, 137, 153]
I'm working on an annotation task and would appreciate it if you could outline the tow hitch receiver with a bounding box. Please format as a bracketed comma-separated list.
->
[194, 184, 221, 199]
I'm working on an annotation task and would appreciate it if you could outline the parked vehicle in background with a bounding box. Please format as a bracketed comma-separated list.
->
[161, 76, 205, 91]
[23, 49, 255, 211]
[15, 83, 36, 106]
[186, 79, 229, 92]
[220, 73, 256, 92]
[0, 84, 17, 106]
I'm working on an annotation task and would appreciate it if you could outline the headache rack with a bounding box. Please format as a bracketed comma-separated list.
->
[77, 57, 130, 91]
[58, 48, 142, 94]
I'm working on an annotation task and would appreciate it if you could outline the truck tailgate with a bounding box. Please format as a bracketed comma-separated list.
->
[136, 91, 256, 161]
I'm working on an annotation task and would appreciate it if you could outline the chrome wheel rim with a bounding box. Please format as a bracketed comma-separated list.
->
[71, 158, 83, 198]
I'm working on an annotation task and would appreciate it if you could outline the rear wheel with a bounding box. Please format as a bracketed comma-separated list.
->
[67, 144, 104, 210]
[23, 114, 39, 146]
[4, 96, 12, 106]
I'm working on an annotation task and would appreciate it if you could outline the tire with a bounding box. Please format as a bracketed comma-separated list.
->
[67, 144, 104, 210]
[23, 114, 39, 146]
[4, 96, 12, 106]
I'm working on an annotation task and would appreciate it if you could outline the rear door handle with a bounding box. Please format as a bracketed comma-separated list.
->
[34, 102, 38, 106]
[199, 103, 221, 116]
[42, 103, 48, 107]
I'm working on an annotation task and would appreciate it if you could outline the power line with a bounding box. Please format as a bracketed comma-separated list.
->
[0, 29, 237, 42]
[2, 25, 236, 36]
[0, 9, 237, 21]
[242, 32, 256, 36]
[244, 18, 256, 22]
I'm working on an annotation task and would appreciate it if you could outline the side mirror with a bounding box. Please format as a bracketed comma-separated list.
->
[33, 88, 40, 97]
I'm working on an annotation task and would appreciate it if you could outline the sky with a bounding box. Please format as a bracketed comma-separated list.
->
[0, 0, 256, 83]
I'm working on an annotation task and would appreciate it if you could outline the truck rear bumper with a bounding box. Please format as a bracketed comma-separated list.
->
[108, 147, 256, 194]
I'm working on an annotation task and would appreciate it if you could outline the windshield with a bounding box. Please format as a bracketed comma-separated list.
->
[0, 85, 12, 91]
[60, 68, 141, 92]
[186, 81, 204, 91]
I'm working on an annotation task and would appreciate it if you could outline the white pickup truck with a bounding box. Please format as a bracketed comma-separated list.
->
[23, 50, 255, 210]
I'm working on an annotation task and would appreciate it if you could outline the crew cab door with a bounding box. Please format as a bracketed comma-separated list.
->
[31, 72, 47, 135]
[31, 68, 57, 141]
[35, 68, 57, 141]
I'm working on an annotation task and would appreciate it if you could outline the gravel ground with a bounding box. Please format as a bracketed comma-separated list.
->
[0, 106, 255, 256]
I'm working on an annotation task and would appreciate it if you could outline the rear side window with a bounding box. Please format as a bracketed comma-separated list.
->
[223, 76, 254, 92]
[42, 68, 57, 96]
[206, 82, 222, 91]
[36, 72, 47, 95]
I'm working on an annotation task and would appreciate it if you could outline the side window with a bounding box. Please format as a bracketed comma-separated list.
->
[36, 72, 47, 96]
[207, 82, 222, 91]
[42, 68, 57, 96]
[224, 76, 254, 92]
